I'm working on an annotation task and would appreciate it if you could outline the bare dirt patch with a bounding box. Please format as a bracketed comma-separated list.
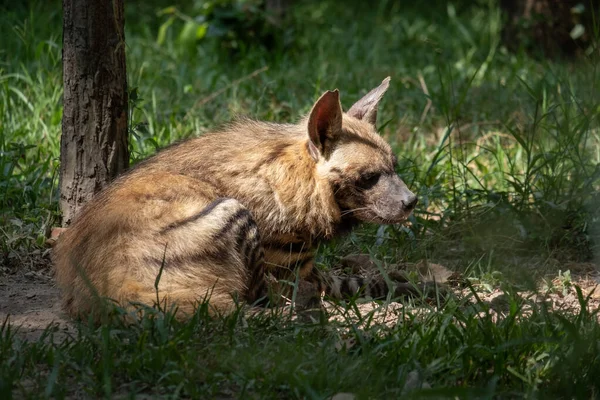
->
[0, 266, 74, 342]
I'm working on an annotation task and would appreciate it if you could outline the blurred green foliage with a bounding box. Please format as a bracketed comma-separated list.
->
[154, 0, 292, 56]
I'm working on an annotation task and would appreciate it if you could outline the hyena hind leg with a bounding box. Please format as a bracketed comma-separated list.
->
[127, 197, 269, 318]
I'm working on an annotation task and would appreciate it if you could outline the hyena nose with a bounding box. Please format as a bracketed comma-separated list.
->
[402, 194, 418, 211]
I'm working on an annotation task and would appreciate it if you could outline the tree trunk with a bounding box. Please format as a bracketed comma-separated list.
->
[60, 0, 129, 226]
[500, 0, 599, 58]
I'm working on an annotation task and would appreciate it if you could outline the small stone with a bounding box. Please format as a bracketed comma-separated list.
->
[402, 370, 431, 393]
[24, 271, 36, 280]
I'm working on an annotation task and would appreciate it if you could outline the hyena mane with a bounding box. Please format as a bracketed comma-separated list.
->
[53, 77, 419, 320]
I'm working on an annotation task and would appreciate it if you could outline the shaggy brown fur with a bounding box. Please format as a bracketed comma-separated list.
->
[53, 77, 419, 319]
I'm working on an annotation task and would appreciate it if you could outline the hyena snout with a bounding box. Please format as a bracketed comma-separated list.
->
[401, 191, 418, 211]
[374, 175, 418, 222]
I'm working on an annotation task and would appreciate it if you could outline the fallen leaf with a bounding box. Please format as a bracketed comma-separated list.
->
[339, 254, 375, 273]
[331, 393, 355, 400]
[415, 260, 455, 283]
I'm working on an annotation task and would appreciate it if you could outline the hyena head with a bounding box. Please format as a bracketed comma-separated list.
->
[306, 77, 417, 224]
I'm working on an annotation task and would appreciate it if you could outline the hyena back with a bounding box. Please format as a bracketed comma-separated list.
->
[53, 77, 419, 319]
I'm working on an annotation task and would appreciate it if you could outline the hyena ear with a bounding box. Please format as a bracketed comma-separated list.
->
[347, 77, 391, 126]
[307, 89, 343, 161]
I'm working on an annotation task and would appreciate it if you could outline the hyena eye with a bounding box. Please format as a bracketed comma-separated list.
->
[357, 172, 381, 189]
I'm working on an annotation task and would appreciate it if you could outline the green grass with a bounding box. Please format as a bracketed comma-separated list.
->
[2, 291, 600, 398]
[1, 0, 600, 397]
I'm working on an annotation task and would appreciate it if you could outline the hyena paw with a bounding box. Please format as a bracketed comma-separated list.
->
[294, 279, 324, 311]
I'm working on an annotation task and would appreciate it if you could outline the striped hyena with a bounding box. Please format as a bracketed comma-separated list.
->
[53, 77, 421, 319]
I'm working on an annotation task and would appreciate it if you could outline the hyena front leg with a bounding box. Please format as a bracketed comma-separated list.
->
[314, 270, 432, 302]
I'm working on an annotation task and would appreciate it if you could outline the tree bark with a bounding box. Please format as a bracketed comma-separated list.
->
[60, 0, 129, 226]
